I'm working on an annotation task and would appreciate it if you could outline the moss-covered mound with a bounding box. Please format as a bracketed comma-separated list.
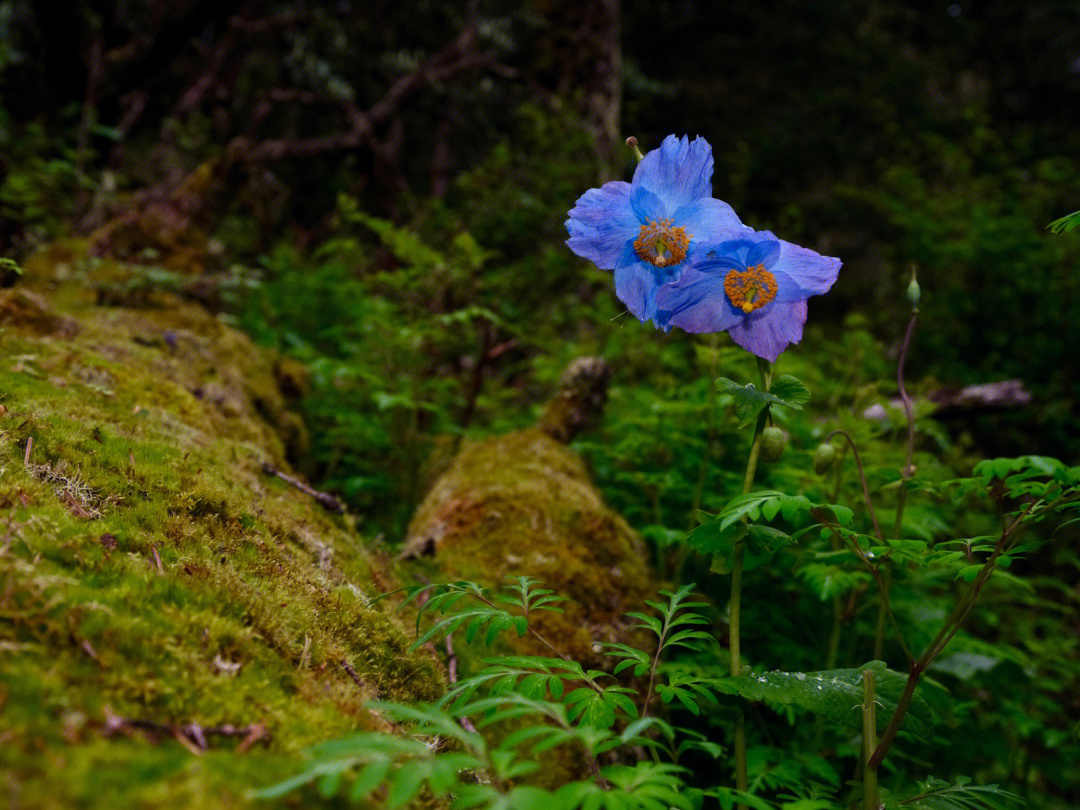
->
[403, 428, 656, 669]
[0, 243, 443, 808]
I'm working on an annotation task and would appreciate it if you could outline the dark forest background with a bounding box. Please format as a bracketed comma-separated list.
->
[2, 0, 1079, 525]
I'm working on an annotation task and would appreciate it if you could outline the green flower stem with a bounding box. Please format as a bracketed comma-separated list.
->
[862, 670, 878, 810]
[824, 446, 847, 673]
[730, 357, 771, 806]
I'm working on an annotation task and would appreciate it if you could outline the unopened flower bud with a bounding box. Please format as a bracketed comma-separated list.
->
[761, 426, 787, 462]
[813, 442, 837, 475]
[906, 268, 920, 307]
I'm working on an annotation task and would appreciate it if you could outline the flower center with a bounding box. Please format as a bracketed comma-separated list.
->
[724, 264, 778, 313]
[634, 219, 691, 267]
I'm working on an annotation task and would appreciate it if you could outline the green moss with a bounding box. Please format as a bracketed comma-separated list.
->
[403, 428, 656, 670]
[0, 243, 444, 808]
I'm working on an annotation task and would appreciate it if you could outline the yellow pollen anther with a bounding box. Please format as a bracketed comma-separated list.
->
[724, 264, 778, 313]
[634, 218, 690, 267]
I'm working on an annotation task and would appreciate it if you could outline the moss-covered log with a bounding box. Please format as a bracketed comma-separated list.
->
[0, 243, 443, 808]
[402, 424, 657, 670]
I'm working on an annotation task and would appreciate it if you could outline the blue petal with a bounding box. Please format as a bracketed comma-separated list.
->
[613, 242, 671, 323]
[630, 186, 668, 223]
[654, 269, 742, 334]
[745, 235, 781, 268]
[727, 301, 808, 362]
[631, 134, 714, 216]
[672, 198, 747, 245]
[565, 181, 640, 270]
[688, 237, 757, 273]
[769, 239, 842, 301]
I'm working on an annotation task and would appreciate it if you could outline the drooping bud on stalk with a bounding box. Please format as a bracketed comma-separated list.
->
[906, 267, 921, 308]
[761, 426, 787, 462]
[813, 442, 837, 475]
[625, 136, 645, 163]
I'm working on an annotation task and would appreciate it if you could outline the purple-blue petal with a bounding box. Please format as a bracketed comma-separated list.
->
[630, 185, 668, 223]
[631, 134, 714, 215]
[727, 301, 808, 362]
[654, 270, 742, 334]
[613, 244, 660, 322]
[691, 235, 767, 273]
[745, 236, 781, 268]
[565, 180, 640, 270]
[672, 198, 747, 245]
[769, 239, 842, 300]
[613, 242, 684, 323]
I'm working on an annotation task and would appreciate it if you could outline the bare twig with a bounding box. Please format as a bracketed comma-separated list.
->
[150, 544, 164, 573]
[260, 462, 344, 514]
[340, 659, 364, 690]
[228, 24, 487, 165]
[102, 711, 268, 753]
[444, 634, 479, 733]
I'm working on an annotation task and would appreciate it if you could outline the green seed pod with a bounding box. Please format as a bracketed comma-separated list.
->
[813, 442, 837, 475]
[906, 268, 921, 307]
[761, 426, 787, 462]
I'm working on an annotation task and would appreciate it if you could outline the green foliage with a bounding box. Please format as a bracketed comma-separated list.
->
[888, 777, 1023, 810]
[1047, 210, 1080, 234]
[715, 661, 933, 742]
[717, 374, 811, 429]
[253, 592, 700, 808]
[384, 577, 568, 651]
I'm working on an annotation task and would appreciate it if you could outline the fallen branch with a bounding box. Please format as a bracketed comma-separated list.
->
[260, 462, 344, 514]
[863, 379, 1031, 420]
[102, 711, 268, 754]
[445, 633, 479, 734]
[340, 659, 365, 690]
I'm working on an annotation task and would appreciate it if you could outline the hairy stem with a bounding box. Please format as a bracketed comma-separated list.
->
[896, 310, 919, 497]
[876, 309, 919, 660]
[823, 430, 884, 543]
[830, 523, 913, 663]
[731, 357, 771, 807]
[863, 670, 878, 810]
[872, 566, 892, 661]
[642, 606, 675, 720]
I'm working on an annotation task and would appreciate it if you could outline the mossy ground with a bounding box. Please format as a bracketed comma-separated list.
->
[0, 243, 443, 808]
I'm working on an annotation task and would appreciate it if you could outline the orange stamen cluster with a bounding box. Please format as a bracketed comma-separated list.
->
[633, 218, 691, 267]
[724, 264, 778, 313]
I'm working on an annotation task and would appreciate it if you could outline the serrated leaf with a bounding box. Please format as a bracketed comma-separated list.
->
[1048, 209, 1080, 234]
[716, 374, 810, 428]
[769, 374, 811, 407]
[745, 524, 795, 557]
[717, 490, 786, 530]
[714, 661, 933, 741]
[686, 519, 746, 555]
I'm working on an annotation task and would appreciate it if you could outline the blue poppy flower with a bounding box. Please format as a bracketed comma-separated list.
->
[654, 229, 841, 362]
[565, 135, 746, 324]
